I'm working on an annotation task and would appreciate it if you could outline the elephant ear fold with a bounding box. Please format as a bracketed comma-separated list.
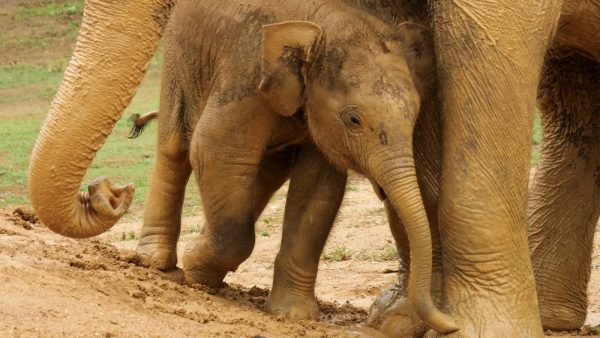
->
[259, 21, 322, 117]
[397, 22, 436, 99]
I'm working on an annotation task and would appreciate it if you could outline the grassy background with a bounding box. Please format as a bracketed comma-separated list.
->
[0, 0, 200, 217]
[0, 0, 542, 214]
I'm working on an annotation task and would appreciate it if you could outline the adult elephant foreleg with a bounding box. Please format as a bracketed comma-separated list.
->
[529, 53, 600, 331]
[432, 1, 561, 336]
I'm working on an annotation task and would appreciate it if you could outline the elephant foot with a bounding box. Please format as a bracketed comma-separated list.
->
[182, 264, 227, 288]
[135, 244, 177, 270]
[181, 240, 231, 288]
[266, 288, 319, 320]
[367, 283, 426, 338]
[539, 302, 586, 331]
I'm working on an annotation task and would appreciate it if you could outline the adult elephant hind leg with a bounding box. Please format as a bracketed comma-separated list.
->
[266, 144, 347, 320]
[529, 53, 600, 331]
[432, 1, 561, 336]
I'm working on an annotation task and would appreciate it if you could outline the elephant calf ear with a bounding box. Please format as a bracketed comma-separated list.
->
[396, 22, 436, 99]
[259, 21, 322, 117]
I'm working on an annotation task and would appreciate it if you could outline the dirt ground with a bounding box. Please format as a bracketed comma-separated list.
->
[1, 176, 599, 337]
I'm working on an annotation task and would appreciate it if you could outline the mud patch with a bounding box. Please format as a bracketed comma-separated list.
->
[8, 207, 38, 230]
[545, 324, 600, 336]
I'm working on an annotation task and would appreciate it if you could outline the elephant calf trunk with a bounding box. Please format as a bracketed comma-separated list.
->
[374, 155, 458, 333]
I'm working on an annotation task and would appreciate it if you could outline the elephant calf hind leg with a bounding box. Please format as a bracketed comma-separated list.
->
[136, 135, 191, 270]
[530, 54, 600, 330]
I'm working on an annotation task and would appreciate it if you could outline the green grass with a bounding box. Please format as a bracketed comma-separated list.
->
[182, 224, 201, 235]
[345, 184, 359, 192]
[0, 62, 66, 88]
[14, 1, 83, 19]
[121, 230, 138, 241]
[531, 112, 543, 166]
[0, 1, 83, 66]
[322, 246, 352, 262]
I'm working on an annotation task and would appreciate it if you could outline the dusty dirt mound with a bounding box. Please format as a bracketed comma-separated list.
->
[545, 325, 600, 336]
[1, 176, 599, 337]
[0, 206, 371, 338]
[7, 207, 39, 229]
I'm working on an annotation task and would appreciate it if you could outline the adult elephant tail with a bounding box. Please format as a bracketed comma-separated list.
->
[28, 0, 175, 238]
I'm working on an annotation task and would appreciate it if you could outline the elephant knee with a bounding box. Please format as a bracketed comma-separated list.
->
[209, 218, 256, 270]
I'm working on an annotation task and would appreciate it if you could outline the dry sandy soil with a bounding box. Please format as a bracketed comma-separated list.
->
[1, 176, 600, 337]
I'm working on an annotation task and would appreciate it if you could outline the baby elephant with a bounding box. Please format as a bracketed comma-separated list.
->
[134, 0, 456, 333]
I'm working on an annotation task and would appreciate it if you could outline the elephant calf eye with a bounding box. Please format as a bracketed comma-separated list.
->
[341, 107, 363, 132]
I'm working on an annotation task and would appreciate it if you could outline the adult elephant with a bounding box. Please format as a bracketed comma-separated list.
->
[366, 1, 600, 337]
[27, 0, 593, 337]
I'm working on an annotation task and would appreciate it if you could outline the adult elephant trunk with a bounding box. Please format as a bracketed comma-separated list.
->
[28, 0, 175, 238]
[370, 148, 458, 334]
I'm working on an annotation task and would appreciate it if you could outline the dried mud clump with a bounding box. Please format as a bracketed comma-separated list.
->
[8, 207, 39, 230]
[545, 324, 600, 336]
[319, 300, 368, 326]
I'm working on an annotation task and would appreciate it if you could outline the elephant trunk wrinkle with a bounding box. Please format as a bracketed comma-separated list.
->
[28, 0, 173, 238]
[371, 152, 458, 333]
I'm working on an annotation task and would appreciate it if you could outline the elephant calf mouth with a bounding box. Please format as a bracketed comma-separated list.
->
[368, 178, 388, 201]
[376, 185, 387, 201]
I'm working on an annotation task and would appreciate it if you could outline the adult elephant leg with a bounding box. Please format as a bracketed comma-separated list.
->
[266, 144, 347, 320]
[529, 54, 600, 330]
[136, 78, 191, 270]
[432, 1, 561, 336]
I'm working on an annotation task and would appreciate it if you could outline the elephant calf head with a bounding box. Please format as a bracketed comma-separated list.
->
[258, 19, 456, 334]
[259, 19, 435, 176]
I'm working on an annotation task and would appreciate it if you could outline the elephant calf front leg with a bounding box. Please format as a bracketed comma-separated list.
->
[266, 145, 347, 320]
[182, 100, 282, 287]
[136, 135, 191, 270]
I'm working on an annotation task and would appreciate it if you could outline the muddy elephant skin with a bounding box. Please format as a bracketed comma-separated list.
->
[28, 0, 457, 334]
[136, 0, 459, 333]
[367, 1, 600, 337]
